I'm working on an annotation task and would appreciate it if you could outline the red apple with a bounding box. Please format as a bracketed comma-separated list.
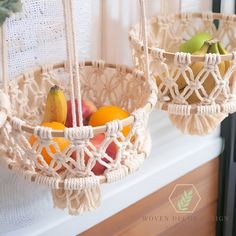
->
[72, 134, 117, 175]
[66, 99, 97, 127]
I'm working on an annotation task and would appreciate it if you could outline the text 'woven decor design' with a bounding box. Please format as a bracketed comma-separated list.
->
[130, 12, 236, 135]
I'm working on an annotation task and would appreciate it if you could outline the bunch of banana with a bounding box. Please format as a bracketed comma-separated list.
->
[155, 37, 232, 104]
[43, 85, 67, 124]
[183, 39, 230, 104]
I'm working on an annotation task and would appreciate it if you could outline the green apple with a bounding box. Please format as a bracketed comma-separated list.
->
[179, 32, 212, 53]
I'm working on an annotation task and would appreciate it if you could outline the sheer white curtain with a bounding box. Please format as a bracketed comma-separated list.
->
[101, 0, 165, 65]
[0, 0, 101, 234]
[101, 0, 213, 65]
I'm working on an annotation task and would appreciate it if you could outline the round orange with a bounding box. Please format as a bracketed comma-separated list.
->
[88, 106, 130, 136]
[29, 122, 70, 166]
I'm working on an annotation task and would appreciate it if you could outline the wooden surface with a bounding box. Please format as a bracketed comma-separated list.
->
[80, 158, 219, 236]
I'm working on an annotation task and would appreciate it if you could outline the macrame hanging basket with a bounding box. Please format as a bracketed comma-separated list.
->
[0, 0, 157, 215]
[129, 11, 236, 135]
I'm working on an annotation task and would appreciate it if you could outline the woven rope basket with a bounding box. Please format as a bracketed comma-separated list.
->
[0, 0, 157, 215]
[129, 12, 236, 135]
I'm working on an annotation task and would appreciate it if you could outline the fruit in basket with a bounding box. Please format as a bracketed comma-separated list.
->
[218, 42, 231, 71]
[66, 99, 97, 127]
[155, 32, 212, 96]
[29, 122, 70, 166]
[43, 85, 67, 125]
[186, 40, 226, 104]
[88, 105, 130, 136]
[72, 134, 117, 175]
[179, 32, 212, 53]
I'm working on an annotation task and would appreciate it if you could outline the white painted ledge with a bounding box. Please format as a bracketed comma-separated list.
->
[4, 110, 223, 236]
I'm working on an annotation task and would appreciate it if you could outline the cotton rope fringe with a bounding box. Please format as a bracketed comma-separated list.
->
[129, 11, 236, 135]
[51, 0, 101, 215]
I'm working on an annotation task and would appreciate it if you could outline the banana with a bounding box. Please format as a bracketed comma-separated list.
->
[185, 41, 211, 104]
[207, 41, 225, 76]
[185, 40, 228, 104]
[43, 85, 67, 124]
[155, 42, 210, 100]
[217, 42, 230, 67]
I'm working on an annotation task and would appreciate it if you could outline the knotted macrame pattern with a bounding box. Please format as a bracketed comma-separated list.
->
[0, 62, 155, 214]
[130, 12, 236, 135]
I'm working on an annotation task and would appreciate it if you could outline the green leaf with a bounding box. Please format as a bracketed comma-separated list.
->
[0, 0, 22, 26]
[177, 190, 193, 212]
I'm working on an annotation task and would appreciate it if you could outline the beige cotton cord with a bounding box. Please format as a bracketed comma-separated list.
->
[140, 0, 158, 107]
[0, 0, 156, 215]
[129, 11, 236, 135]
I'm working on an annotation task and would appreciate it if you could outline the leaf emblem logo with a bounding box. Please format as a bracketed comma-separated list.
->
[177, 190, 193, 211]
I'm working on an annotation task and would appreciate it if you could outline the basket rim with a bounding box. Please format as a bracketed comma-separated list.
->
[7, 60, 154, 137]
[158, 100, 236, 115]
[129, 12, 236, 62]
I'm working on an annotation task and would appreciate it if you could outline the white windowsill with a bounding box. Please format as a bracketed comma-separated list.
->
[5, 110, 223, 236]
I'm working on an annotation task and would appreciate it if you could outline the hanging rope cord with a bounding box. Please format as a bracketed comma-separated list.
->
[139, 0, 158, 100]
[63, 0, 83, 128]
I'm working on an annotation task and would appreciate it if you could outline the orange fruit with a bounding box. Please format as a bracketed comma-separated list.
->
[88, 106, 130, 136]
[29, 122, 70, 166]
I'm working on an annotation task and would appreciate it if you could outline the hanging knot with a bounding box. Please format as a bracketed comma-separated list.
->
[23, 71, 34, 84]
[204, 53, 221, 70]
[10, 117, 25, 132]
[105, 166, 129, 183]
[222, 14, 234, 23]
[168, 104, 191, 115]
[132, 109, 146, 129]
[106, 120, 123, 138]
[216, 79, 227, 88]
[151, 48, 165, 61]
[133, 69, 144, 79]
[35, 175, 61, 189]
[41, 64, 54, 74]
[197, 104, 221, 115]
[148, 89, 158, 108]
[34, 126, 52, 140]
[202, 12, 213, 21]
[188, 80, 202, 90]
[92, 60, 105, 70]
[130, 37, 143, 52]
[180, 12, 192, 23]
[64, 126, 94, 141]
[64, 176, 100, 190]
[174, 52, 191, 68]
[116, 64, 127, 74]
[157, 15, 171, 28]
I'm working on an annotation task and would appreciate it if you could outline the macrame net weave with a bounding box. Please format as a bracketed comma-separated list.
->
[129, 12, 236, 135]
[0, 0, 157, 215]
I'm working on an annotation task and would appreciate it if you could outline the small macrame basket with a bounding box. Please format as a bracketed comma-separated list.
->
[0, 0, 157, 215]
[129, 11, 236, 135]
